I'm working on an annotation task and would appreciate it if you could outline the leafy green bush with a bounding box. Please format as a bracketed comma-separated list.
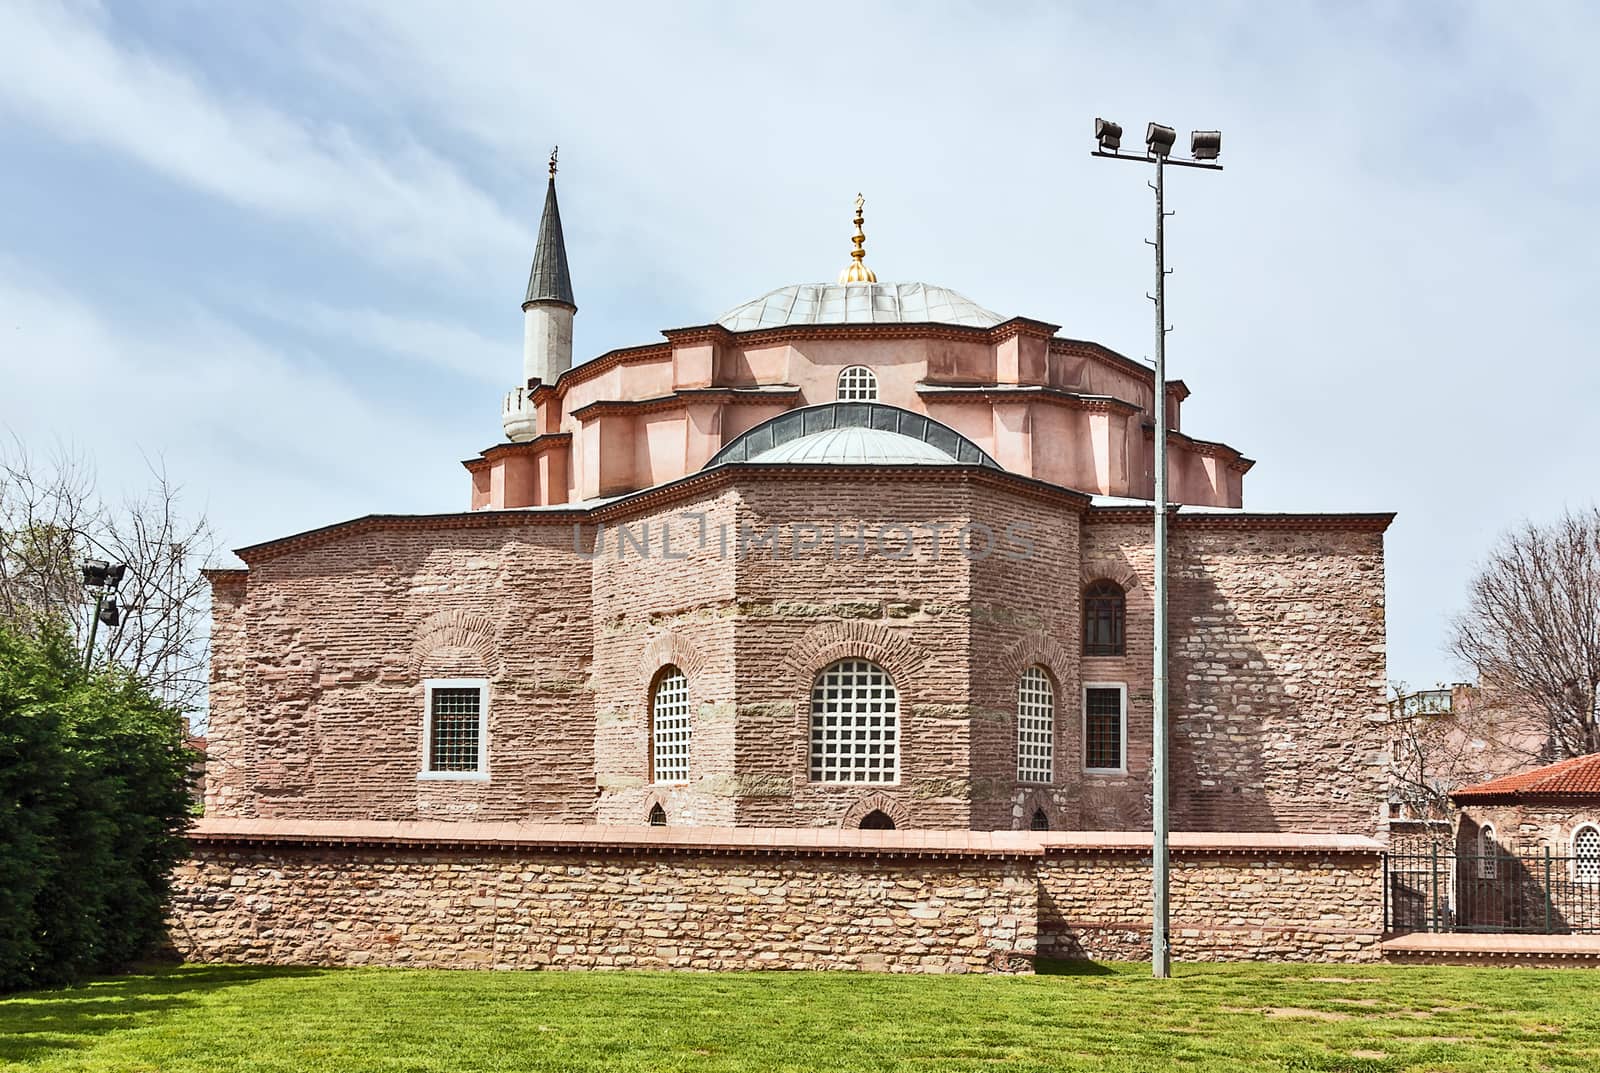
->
[0, 621, 194, 991]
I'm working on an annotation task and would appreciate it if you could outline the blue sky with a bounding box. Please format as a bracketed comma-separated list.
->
[2, 1, 1597, 690]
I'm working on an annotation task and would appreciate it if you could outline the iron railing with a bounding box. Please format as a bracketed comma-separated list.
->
[1384, 847, 1600, 935]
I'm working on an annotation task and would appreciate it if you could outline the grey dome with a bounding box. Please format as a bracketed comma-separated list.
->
[705, 402, 1001, 470]
[718, 282, 1003, 331]
[751, 426, 956, 465]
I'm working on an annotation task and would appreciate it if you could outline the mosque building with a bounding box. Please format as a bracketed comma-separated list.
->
[202, 161, 1392, 835]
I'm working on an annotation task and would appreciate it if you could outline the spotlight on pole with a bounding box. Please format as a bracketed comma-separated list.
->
[80, 557, 128, 670]
[98, 596, 120, 628]
[1145, 122, 1176, 158]
[1095, 118, 1123, 153]
[104, 563, 127, 589]
[1190, 130, 1221, 161]
[82, 559, 110, 587]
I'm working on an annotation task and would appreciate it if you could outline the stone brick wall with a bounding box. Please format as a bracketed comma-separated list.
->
[167, 823, 1384, 971]
[1036, 839, 1383, 963]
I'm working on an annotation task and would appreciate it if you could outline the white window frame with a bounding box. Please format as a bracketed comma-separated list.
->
[1477, 824, 1497, 879]
[1574, 823, 1600, 886]
[836, 365, 879, 402]
[1082, 682, 1128, 775]
[419, 677, 490, 781]
[650, 666, 692, 785]
[1016, 666, 1055, 784]
[809, 659, 899, 784]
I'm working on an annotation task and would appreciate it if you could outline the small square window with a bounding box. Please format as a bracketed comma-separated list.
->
[421, 679, 489, 780]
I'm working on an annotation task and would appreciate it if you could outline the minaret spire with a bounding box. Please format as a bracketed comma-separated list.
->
[838, 193, 877, 284]
[524, 146, 575, 309]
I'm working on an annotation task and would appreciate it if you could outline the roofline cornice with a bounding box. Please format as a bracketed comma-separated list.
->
[462, 433, 574, 471]
[569, 387, 803, 421]
[1087, 508, 1396, 532]
[915, 383, 1142, 415]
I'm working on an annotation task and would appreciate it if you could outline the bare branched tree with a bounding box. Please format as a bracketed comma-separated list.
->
[0, 437, 217, 713]
[1451, 507, 1600, 759]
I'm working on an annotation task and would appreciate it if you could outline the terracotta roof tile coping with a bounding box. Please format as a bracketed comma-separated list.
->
[1452, 751, 1600, 803]
[1381, 932, 1600, 959]
[186, 819, 1380, 857]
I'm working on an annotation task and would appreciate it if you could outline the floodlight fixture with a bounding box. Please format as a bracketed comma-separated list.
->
[98, 596, 120, 628]
[104, 563, 127, 589]
[1190, 130, 1221, 161]
[1095, 118, 1123, 153]
[1145, 123, 1176, 158]
[82, 559, 110, 587]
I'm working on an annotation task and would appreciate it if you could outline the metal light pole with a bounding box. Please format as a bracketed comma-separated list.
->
[1091, 119, 1222, 979]
[80, 559, 126, 671]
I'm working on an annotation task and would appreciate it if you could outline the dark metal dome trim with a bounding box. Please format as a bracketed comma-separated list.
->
[705, 402, 1001, 470]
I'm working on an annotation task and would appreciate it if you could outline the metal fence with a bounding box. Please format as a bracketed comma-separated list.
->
[1384, 848, 1600, 935]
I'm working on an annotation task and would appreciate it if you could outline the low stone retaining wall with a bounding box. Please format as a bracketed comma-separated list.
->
[169, 821, 1383, 973]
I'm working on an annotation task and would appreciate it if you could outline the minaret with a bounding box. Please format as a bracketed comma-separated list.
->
[522, 147, 576, 387]
[837, 193, 877, 284]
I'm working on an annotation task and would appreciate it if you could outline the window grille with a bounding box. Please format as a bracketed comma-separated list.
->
[648, 803, 667, 826]
[1017, 667, 1054, 783]
[809, 659, 898, 783]
[651, 667, 691, 784]
[1084, 686, 1125, 772]
[1478, 824, 1498, 879]
[1577, 825, 1600, 885]
[1083, 580, 1126, 656]
[1030, 808, 1049, 831]
[427, 685, 483, 773]
[836, 365, 878, 402]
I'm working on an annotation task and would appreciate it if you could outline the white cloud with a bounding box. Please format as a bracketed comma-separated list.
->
[0, 0, 530, 273]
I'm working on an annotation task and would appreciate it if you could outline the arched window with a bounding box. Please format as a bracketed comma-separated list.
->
[1029, 808, 1050, 832]
[1083, 580, 1126, 656]
[1575, 824, 1600, 885]
[859, 809, 896, 830]
[1017, 667, 1054, 783]
[810, 659, 898, 783]
[1478, 824, 1498, 879]
[650, 666, 691, 784]
[648, 803, 667, 826]
[836, 365, 878, 402]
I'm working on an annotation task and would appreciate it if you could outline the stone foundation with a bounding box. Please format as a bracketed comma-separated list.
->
[168, 821, 1384, 972]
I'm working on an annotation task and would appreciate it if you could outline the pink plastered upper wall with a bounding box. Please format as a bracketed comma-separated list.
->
[467, 316, 1252, 510]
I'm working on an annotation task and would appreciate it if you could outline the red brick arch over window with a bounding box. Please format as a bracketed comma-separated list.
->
[840, 792, 912, 830]
[637, 632, 708, 695]
[410, 610, 498, 678]
[995, 633, 1074, 687]
[780, 621, 929, 693]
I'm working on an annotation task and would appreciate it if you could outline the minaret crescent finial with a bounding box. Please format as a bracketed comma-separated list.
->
[838, 192, 877, 284]
[549, 146, 559, 180]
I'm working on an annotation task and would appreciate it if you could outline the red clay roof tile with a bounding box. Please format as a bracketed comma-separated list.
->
[1452, 751, 1600, 802]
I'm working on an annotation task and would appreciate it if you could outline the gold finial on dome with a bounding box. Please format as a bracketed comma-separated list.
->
[838, 193, 877, 284]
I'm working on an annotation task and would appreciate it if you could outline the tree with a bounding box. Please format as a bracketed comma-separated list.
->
[1451, 507, 1600, 759]
[0, 621, 194, 990]
[0, 440, 216, 713]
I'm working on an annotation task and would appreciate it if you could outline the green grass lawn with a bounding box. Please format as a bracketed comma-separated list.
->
[1, 961, 1595, 1072]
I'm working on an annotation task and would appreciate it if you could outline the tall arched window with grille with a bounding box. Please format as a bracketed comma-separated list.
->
[1575, 824, 1600, 886]
[1016, 666, 1054, 783]
[809, 659, 898, 782]
[836, 365, 878, 401]
[1477, 824, 1498, 879]
[1083, 580, 1126, 656]
[650, 666, 691, 784]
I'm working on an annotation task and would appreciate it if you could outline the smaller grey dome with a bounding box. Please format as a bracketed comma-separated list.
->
[718, 282, 1003, 331]
[751, 426, 956, 466]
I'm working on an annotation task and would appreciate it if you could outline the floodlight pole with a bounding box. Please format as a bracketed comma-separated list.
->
[83, 591, 106, 672]
[1092, 130, 1221, 981]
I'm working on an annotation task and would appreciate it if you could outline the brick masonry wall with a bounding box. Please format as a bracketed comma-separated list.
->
[170, 842, 1037, 974]
[1037, 848, 1384, 963]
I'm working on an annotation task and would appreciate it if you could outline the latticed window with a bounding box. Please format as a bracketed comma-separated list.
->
[1030, 808, 1050, 831]
[836, 365, 878, 401]
[1084, 685, 1125, 772]
[1083, 580, 1126, 656]
[651, 666, 691, 784]
[1576, 825, 1600, 885]
[1016, 667, 1054, 783]
[1478, 824, 1498, 879]
[809, 659, 898, 783]
[424, 680, 486, 775]
[648, 803, 668, 826]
